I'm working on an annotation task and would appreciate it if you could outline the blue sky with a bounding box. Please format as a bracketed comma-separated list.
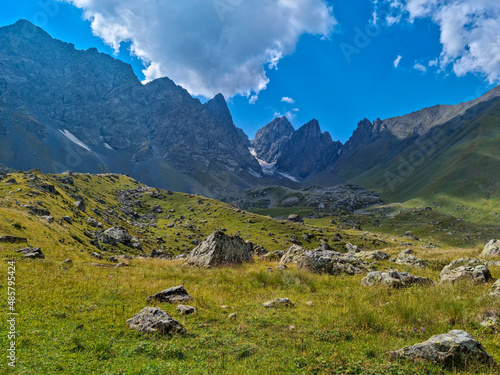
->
[1, 0, 497, 142]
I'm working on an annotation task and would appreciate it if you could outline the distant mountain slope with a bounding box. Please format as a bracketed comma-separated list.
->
[0, 20, 262, 198]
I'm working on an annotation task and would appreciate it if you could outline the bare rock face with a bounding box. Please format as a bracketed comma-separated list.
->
[440, 258, 492, 284]
[297, 250, 372, 275]
[127, 307, 184, 334]
[251, 116, 295, 163]
[388, 330, 494, 369]
[481, 239, 500, 257]
[16, 247, 44, 259]
[280, 244, 309, 264]
[355, 250, 391, 261]
[361, 271, 434, 288]
[182, 231, 253, 268]
[146, 285, 191, 304]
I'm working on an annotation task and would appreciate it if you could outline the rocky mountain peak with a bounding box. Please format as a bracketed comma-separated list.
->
[204, 93, 234, 129]
[251, 116, 295, 163]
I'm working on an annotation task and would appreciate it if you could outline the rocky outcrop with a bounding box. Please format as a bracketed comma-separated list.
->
[146, 285, 191, 304]
[280, 245, 308, 264]
[183, 231, 253, 268]
[388, 330, 494, 368]
[16, 247, 44, 259]
[395, 249, 426, 268]
[127, 307, 184, 334]
[297, 250, 372, 275]
[481, 240, 500, 257]
[0, 236, 27, 244]
[440, 258, 492, 284]
[355, 250, 391, 261]
[488, 279, 500, 298]
[251, 117, 294, 163]
[361, 271, 434, 288]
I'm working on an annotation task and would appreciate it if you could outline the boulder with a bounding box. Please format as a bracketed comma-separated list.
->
[74, 200, 86, 212]
[41, 215, 54, 223]
[101, 227, 132, 244]
[127, 307, 184, 334]
[16, 247, 44, 259]
[280, 244, 308, 264]
[287, 214, 304, 224]
[361, 271, 434, 288]
[388, 330, 493, 369]
[297, 250, 372, 276]
[395, 249, 426, 268]
[176, 305, 196, 315]
[481, 240, 500, 257]
[0, 236, 27, 244]
[440, 258, 492, 284]
[90, 252, 103, 260]
[263, 297, 293, 308]
[275, 264, 288, 271]
[355, 250, 391, 261]
[346, 243, 359, 253]
[182, 231, 252, 268]
[488, 279, 500, 298]
[146, 285, 191, 304]
[62, 216, 72, 224]
[259, 250, 285, 261]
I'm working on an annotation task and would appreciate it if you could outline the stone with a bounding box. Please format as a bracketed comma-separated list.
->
[481, 239, 500, 257]
[62, 216, 72, 224]
[16, 247, 44, 259]
[101, 226, 132, 245]
[355, 250, 391, 261]
[388, 330, 493, 369]
[41, 215, 54, 223]
[0, 236, 27, 244]
[90, 252, 103, 260]
[346, 243, 359, 253]
[488, 279, 500, 298]
[146, 285, 191, 304]
[127, 307, 184, 334]
[361, 271, 434, 288]
[395, 250, 426, 268]
[287, 214, 304, 224]
[275, 264, 288, 271]
[74, 200, 86, 212]
[62, 259, 72, 264]
[176, 305, 196, 315]
[440, 258, 492, 284]
[279, 244, 307, 264]
[183, 231, 253, 268]
[107, 256, 118, 263]
[259, 250, 285, 261]
[297, 250, 372, 276]
[152, 205, 163, 213]
[228, 313, 237, 319]
[115, 263, 129, 267]
[263, 298, 293, 308]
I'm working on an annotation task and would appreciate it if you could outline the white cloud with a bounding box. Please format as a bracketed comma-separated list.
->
[393, 55, 402, 68]
[274, 108, 300, 120]
[414, 62, 427, 72]
[281, 96, 295, 104]
[377, 0, 500, 83]
[64, 0, 336, 98]
[249, 95, 259, 105]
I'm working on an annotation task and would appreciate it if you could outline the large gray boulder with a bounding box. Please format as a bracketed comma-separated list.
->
[361, 271, 434, 288]
[279, 244, 309, 264]
[183, 231, 252, 268]
[297, 250, 372, 275]
[388, 330, 493, 368]
[481, 239, 500, 257]
[440, 258, 492, 284]
[127, 307, 184, 334]
[101, 226, 132, 245]
[146, 285, 191, 304]
[395, 249, 426, 268]
[16, 247, 44, 259]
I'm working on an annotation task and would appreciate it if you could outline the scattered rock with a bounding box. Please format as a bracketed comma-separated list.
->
[346, 243, 359, 253]
[62, 259, 72, 264]
[481, 240, 500, 257]
[287, 214, 304, 224]
[152, 205, 163, 213]
[101, 226, 132, 245]
[263, 298, 293, 308]
[275, 264, 288, 271]
[355, 250, 391, 261]
[480, 317, 498, 328]
[183, 231, 253, 268]
[41, 215, 54, 223]
[228, 313, 237, 319]
[298, 250, 372, 276]
[260, 250, 285, 261]
[488, 279, 500, 298]
[388, 330, 494, 369]
[74, 200, 86, 212]
[62, 216, 72, 224]
[395, 249, 426, 268]
[0, 236, 27, 244]
[16, 247, 44, 259]
[440, 258, 492, 284]
[115, 263, 129, 267]
[176, 305, 196, 315]
[127, 307, 184, 334]
[361, 271, 434, 288]
[90, 252, 103, 260]
[173, 253, 188, 260]
[146, 285, 191, 304]
[280, 244, 307, 264]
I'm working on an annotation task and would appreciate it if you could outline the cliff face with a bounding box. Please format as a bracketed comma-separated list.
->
[0, 20, 261, 198]
[251, 116, 295, 163]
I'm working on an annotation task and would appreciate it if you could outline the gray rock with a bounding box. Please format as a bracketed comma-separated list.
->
[275, 264, 288, 271]
[280, 244, 307, 264]
[102, 226, 132, 244]
[0, 236, 27, 244]
[228, 313, 237, 319]
[127, 307, 184, 334]
[90, 252, 103, 260]
[41, 215, 54, 223]
[395, 250, 426, 268]
[287, 214, 304, 224]
[259, 250, 285, 261]
[146, 285, 191, 304]
[74, 201, 86, 212]
[440, 258, 492, 284]
[62, 216, 72, 224]
[173, 253, 188, 260]
[62, 259, 72, 264]
[86, 217, 99, 227]
[176, 305, 196, 315]
[388, 330, 493, 368]
[361, 271, 435, 288]
[263, 297, 293, 308]
[16, 247, 44, 259]
[298, 250, 372, 276]
[183, 231, 252, 268]
[481, 239, 500, 257]
[355, 250, 391, 261]
[107, 256, 118, 263]
[152, 205, 163, 213]
[115, 262, 129, 267]
[346, 243, 359, 253]
[488, 279, 500, 298]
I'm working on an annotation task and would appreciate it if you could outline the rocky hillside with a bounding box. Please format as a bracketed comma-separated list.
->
[0, 20, 262, 198]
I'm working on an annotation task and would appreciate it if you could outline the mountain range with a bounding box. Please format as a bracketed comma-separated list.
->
[1, 19, 500, 213]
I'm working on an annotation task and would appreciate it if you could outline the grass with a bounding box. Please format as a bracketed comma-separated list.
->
[0, 171, 499, 374]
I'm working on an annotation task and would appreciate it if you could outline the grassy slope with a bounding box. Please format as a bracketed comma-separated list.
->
[348, 102, 500, 226]
[0, 172, 499, 374]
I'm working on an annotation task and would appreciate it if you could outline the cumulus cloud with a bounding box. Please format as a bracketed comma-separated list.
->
[274, 108, 300, 120]
[376, 0, 500, 83]
[393, 55, 402, 68]
[281, 97, 295, 104]
[64, 0, 336, 99]
[414, 62, 427, 72]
